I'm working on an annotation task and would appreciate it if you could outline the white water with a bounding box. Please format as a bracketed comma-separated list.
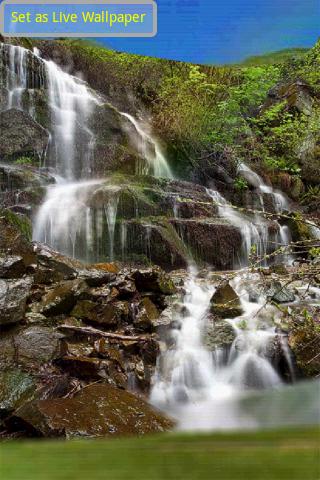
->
[43, 58, 99, 180]
[3, 42, 319, 433]
[0, 43, 173, 258]
[151, 271, 319, 431]
[206, 188, 270, 267]
[238, 162, 290, 214]
[4, 44, 28, 110]
[121, 112, 173, 178]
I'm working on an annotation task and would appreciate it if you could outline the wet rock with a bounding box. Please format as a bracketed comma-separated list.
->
[170, 219, 243, 270]
[204, 317, 236, 350]
[0, 329, 17, 369]
[78, 269, 116, 287]
[288, 306, 320, 377]
[34, 244, 80, 284]
[109, 277, 137, 299]
[123, 220, 189, 270]
[0, 276, 33, 325]
[266, 281, 295, 304]
[38, 279, 87, 316]
[71, 300, 126, 327]
[14, 326, 63, 367]
[61, 340, 95, 358]
[133, 297, 160, 331]
[0, 256, 26, 278]
[0, 108, 49, 161]
[210, 282, 243, 318]
[58, 356, 108, 379]
[0, 369, 35, 418]
[8, 384, 174, 438]
[0, 209, 35, 267]
[132, 267, 176, 295]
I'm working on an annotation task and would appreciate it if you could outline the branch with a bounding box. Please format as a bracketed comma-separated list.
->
[58, 325, 150, 342]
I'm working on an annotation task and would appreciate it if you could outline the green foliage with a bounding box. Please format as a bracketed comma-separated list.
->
[309, 247, 320, 259]
[14, 156, 35, 166]
[234, 177, 248, 191]
[300, 185, 320, 205]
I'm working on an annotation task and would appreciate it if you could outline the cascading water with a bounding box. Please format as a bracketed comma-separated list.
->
[121, 112, 173, 179]
[1, 43, 173, 260]
[5, 44, 28, 110]
[151, 271, 319, 430]
[43, 59, 99, 180]
[2, 41, 319, 433]
[206, 188, 270, 267]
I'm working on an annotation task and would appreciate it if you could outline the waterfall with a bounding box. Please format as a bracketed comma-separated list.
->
[33, 180, 101, 260]
[238, 162, 290, 213]
[121, 112, 173, 179]
[151, 271, 310, 431]
[6, 44, 28, 110]
[206, 188, 269, 267]
[43, 58, 99, 180]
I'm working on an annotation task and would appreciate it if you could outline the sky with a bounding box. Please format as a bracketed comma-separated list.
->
[99, 0, 319, 64]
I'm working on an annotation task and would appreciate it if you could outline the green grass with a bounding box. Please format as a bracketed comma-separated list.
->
[240, 48, 309, 66]
[1, 428, 319, 480]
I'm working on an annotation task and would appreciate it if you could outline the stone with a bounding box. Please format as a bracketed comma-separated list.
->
[34, 244, 80, 284]
[210, 282, 243, 318]
[58, 356, 108, 379]
[0, 209, 35, 267]
[0, 108, 49, 161]
[266, 281, 295, 304]
[132, 268, 176, 295]
[14, 326, 63, 367]
[71, 300, 125, 326]
[0, 276, 33, 325]
[77, 269, 116, 287]
[133, 297, 160, 331]
[170, 219, 243, 270]
[0, 369, 35, 417]
[38, 279, 87, 316]
[204, 318, 236, 350]
[8, 384, 174, 438]
[0, 256, 26, 279]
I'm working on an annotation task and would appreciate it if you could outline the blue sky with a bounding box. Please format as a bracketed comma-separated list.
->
[100, 0, 319, 64]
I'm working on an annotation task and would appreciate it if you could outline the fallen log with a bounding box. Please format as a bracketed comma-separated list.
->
[58, 324, 150, 342]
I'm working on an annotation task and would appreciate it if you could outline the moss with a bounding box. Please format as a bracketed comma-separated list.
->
[288, 213, 313, 242]
[0, 208, 32, 241]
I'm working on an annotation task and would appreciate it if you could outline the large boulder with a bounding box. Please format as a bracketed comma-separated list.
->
[0, 276, 33, 325]
[0, 109, 49, 161]
[0, 256, 25, 279]
[37, 279, 87, 316]
[170, 219, 243, 270]
[210, 282, 243, 319]
[8, 384, 174, 438]
[132, 267, 176, 295]
[266, 80, 314, 116]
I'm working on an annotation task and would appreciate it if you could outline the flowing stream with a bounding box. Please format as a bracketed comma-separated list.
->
[1, 42, 319, 432]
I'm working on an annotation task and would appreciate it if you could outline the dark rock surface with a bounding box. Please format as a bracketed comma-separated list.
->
[210, 282, 243, 318]
[8, 384, 174, 438]
[0, 108, 49, 161]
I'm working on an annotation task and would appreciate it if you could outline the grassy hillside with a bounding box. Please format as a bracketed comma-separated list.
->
[1, 428, 319, 480]
[241, 48, 309, 66]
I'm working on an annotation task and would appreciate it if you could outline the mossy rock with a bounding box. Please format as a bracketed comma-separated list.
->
[0, 209, 35, 266]
[0, 369, 35, 418]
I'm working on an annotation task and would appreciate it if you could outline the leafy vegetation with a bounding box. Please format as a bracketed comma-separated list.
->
[34, 38, 320, 195]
